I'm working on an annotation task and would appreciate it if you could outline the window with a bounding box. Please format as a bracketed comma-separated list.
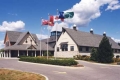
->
[5, 41, 9, 46]
[115, 49, 117, 53]
[57, 47, 59, 51]
[86, 47, 89, 51]
[79, 47, 82, 51]
[61, 44, 68, 51]
[70, 46, 74, 51]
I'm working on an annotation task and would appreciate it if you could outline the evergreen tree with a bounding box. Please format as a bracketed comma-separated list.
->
[90, 48, 97, 61]
[118, 43, 120, 46]
[97, 36, 114, 63]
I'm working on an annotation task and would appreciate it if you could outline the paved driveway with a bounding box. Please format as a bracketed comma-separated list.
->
[0, 59, 120, 80]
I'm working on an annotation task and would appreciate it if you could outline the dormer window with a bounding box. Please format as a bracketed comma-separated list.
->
[6, 41, 9, 47]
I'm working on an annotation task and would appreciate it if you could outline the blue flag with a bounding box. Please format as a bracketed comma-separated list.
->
[59, 11, 64, 19]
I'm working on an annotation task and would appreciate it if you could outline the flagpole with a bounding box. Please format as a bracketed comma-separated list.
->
[46, 13, 50, 60]
[40, 17, 42, 57]
[55, 9, 59, 60]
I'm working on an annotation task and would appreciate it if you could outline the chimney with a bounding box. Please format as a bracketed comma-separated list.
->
[90, 28, 93, 34]
[73, 24, 77, 31]
[103, 32, 106, 36]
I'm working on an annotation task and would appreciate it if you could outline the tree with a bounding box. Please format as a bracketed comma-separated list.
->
[90, 48, 97, 61]
[97, 36, 114, 63]
[0, 49, 4, 52]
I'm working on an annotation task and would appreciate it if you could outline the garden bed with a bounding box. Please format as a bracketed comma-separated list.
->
[19, 57, 78, 66]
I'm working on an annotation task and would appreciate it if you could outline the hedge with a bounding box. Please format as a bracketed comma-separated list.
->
[19, 57, 78, 66]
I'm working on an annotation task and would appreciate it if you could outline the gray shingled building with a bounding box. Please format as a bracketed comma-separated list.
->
[1, 31, 54, 58]
[54, 26, 120, 58]
[1, 25, 120, 58]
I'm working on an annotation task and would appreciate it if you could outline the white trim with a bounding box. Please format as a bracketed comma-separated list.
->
[18, 50, 19, 57]
[35, 50, 36, 57]
[9, 50, 11, 58]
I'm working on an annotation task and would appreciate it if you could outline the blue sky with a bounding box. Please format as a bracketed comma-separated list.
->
[0, 0, 120, 48]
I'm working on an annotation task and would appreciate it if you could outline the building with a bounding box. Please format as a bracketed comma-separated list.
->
[0, 25, 120, 58]
[54, 25, 120, 58]
[0, 31, 54, 58]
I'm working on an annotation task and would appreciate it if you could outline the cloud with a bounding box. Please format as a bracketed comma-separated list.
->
[106, 0, 120, 10]
[51, 22, 69, 31]
[0, 20, 25, 32]
[36, 34, 49, 39]
[62, 0, 120, 26]
[8, 13, 18, 16]
[111, 37, 120, 43]
[0, 40, 4, 49]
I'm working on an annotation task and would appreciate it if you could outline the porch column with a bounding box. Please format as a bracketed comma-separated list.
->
[4, 52, 5, 58]
[18, 50, 19, 57]
[1, 52, 2, 58]
[9, 50, 11, 58]
[35, 50, 36, 57]
[42, 51, 43, 56]
[6, 52, 8, 58]
[27, 50, 28, 56]
[0, 52, 1, 58]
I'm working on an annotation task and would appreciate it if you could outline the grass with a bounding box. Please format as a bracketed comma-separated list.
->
[0, 69, 46, 80]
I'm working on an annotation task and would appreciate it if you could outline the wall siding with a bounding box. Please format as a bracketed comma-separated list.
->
[19, 34, 36, 45]
[54, 31, 79, 57]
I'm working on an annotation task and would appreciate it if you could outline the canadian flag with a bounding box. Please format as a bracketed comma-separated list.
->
[42, 19, 49, 25]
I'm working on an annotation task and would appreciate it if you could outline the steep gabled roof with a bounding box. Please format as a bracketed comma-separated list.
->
[63, 28, 120, 49]
[5, 31, 22, 42]
[5, 31, 38, 44]
[15, 31, 38, 45]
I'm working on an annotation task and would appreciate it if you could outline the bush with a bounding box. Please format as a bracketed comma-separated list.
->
[18, 55, 28, 58]
[43, 51, 53, 56]
[90, 48, 98, 61]
[113, 58, 120, 62]
[19, 57, 78, 66]
[74, 55, 90, 61]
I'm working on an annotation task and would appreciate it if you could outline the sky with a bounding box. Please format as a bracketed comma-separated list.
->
[0, 0, 120, 48]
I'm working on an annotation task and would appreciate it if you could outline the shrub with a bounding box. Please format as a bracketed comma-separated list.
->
[90, 48, 98, 61]
[19, 57, 78, 66]
[18, 55, 28, 58]
[43, 51, 53, 56]
[74, 55, 90, 61]
[113, 58, 120, 62]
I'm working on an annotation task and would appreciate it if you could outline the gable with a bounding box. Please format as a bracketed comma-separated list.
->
[56, 31, 78, 51]
[18, 33, 37, 45]
[27, 45, 36, 49]
[4, 33, 9, 44]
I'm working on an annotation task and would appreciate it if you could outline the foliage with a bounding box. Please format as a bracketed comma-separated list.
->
[113, 58, 120, 62]
[19, 57, 78, 66]
[90, 48, 98, 61]
[74, 55, 90, 61]
[43, 51, 53, 56]
[0, 49, 4, 52]
[97, 36, 114, 63]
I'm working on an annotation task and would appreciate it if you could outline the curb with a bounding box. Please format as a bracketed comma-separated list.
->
[0, 68, 49, 80]
[76, 60, 120, 67]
